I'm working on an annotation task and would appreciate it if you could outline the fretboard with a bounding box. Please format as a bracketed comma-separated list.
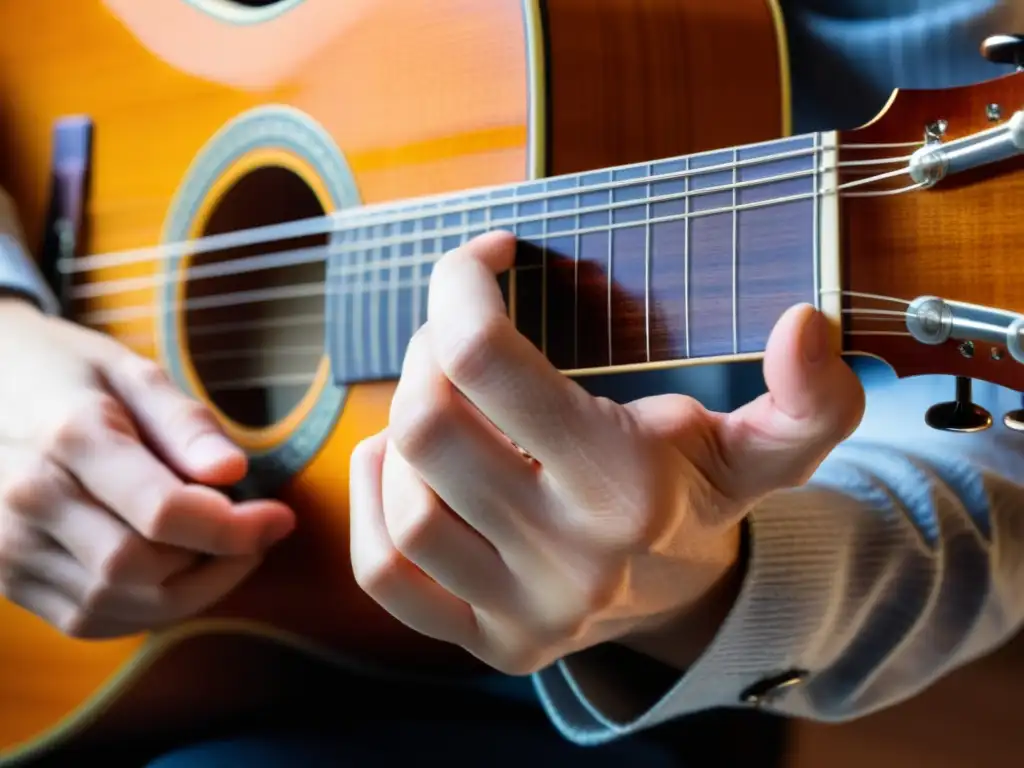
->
[328, 132, 827, 384]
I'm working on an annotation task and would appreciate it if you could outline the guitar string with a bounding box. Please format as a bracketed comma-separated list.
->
[75, 167, 918, 326]
[60, 140, 920, 277]
[113, 290, 917, 393]
[185, 308, 911, 364]
[70, 155, 915, 302]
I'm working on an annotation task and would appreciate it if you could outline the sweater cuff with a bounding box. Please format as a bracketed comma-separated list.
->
[0, 234, 61, 316]
[0, 190, 61, 316]
[532, 486, 854, 745]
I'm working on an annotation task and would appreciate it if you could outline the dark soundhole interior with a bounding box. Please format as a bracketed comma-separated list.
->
[226, 1, 287, 7]
[185, 166, 327, 429]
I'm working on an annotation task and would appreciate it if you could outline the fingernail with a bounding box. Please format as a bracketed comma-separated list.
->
[189, 432, 239, 467]
[802, 308, 830, 365]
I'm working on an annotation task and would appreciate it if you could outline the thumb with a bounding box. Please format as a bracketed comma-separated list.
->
[95, 344, 247, 486]
[718, 303, 864, 497]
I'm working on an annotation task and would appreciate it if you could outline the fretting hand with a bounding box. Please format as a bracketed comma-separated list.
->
[350, 231, 865, 675]
[0, 299, 295, 638]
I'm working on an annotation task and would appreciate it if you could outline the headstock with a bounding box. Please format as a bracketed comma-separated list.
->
[835, 36, 1024, 433]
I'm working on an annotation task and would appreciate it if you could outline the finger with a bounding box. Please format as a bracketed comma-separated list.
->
[5, 457, 194, 583]
[160, 553, 264, 623]
[2, 543, 171, 625]
[425, 231, 593, 470]
[381, 444, 517, 611]
[0, 528, 149, 639]
[717, 303, 865, 497]
[5, 583, 148, 639]
[388, 326, 544, 553]
[95, 344, 246, 486]
[350, 431, 480, 647]
[46, 400, 294, 555]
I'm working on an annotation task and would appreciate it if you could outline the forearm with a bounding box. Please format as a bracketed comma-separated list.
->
[0, 187, 60, 314]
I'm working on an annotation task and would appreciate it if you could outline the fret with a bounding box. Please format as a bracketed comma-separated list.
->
[731, 148, 739, 355]
[644, 163, 652, 363]
[649, 156, 689, 362]
[688, 148, 735, 358]
[734, 134, 818, 353]
[541, 180, 548, 359]
[609, 163, 649, 366]
[575, 168, 612, 369]
[368, 224, 382, 378]
[353, 225, 367, 376]
[540, 174, 579, 370]
[573, 194, 581, 370]
[396, 215, 418, 369]
[512, 180, 545, 352]
[812, 132, 821, 310]
[488, 186, 514, 325]
[684, 155, 691, 359]
[385, 222, 400, 375]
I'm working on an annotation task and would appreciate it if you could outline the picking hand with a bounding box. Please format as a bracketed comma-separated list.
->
[350, 231, 865, 675]
[0, 300, 295, 639]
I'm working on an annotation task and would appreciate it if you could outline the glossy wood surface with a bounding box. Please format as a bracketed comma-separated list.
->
[0, 0, 786, 762]
[840, 73, 1024, 391]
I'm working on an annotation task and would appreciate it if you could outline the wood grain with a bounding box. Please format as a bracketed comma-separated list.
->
[840, 72, 1024, 391]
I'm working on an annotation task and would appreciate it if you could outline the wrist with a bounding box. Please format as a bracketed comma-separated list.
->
[0, 292, 44, 317]
[619, 521, 749, 671]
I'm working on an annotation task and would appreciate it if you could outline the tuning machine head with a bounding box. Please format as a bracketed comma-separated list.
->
[924, 376, 993, 433]
[981, 34, 1024, 70]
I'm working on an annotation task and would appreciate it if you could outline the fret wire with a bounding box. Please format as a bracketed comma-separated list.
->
[509, 187, 519, 330]
[541, 179, 549, 359]
[684, 156, 691, 359]
[331, 231, 345, 377]
[606, 175, 613, 367]
[353, 227, 366, 375]
[813, 133, 821, 310]
[731, 148, 739, 356]
[644, 162, 652, 363]
[387, 224, 399, 373]
[412, 215, 423, 335]
[370, 224, 382, 377]
[573, 180, 581, 370]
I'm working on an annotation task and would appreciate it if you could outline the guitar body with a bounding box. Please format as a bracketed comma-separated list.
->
[0, 0, 788, 762]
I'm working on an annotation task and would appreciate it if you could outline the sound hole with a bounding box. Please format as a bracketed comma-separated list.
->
[185, 166, 327, 430]
[226, 0, 287, 6]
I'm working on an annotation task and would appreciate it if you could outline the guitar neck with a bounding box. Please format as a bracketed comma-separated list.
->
[329, 130, 841, 384]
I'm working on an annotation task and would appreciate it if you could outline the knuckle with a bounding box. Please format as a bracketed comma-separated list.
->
[49, 392, 131, 458]
[1, 459, 68, 514]
[389, 383, 455, 463]
[94, 534, 141, 585]
[434, 315, 505, 387]
[123, 356, 171, 390]
[172, 399, 218, 432]
[352, 543, 406, 600]
[387, 495, 446, 563]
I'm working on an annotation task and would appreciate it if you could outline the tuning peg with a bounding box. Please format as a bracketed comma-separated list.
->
[981, 34, 1024, 70]
[925, 377, 993, 433]
[1003, 393, 1024, 432]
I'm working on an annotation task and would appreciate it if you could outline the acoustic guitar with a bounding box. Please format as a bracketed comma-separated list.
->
[2, 0, 1023, 763]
